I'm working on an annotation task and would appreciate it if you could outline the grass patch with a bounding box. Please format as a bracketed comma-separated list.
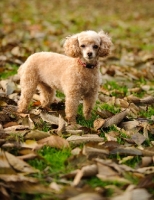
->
[28, 146, 72, 180]
[0, 64, 18, 79]
[98, 103, 120, 114]
[103, 81, 128, 97]
[139, 106, 154, 119]
[87, 177, 126, 197]
[76, 104, 98, 127]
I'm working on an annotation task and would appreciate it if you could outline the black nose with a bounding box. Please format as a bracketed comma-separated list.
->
[87, 52, 92, 57]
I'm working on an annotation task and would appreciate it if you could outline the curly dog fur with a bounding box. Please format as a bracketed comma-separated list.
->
[18, 30, 112, 123]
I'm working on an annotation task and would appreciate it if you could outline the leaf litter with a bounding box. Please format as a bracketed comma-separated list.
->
[0, 0, 154, 199]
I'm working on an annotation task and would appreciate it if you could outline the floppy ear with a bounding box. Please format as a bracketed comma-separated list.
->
[98, 31, 112, 57]
[63, 34, 81, 57]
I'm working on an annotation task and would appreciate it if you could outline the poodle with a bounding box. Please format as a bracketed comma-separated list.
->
[17, 30, 112, 123]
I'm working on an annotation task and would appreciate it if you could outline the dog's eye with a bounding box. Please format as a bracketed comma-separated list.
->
[93, 45, 98, 49]
[81, 44, 86, 48]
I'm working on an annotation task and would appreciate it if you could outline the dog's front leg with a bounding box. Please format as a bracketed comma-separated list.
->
[65, 94, 80, 124]
[83, 93, 97, 120]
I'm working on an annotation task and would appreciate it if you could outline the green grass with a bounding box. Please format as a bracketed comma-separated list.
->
[103, 81, 128, 97]
[76, 104, 98, 127]
[139, 106, 154, 119]
[87, 177, 126, 197]
[98, 103, 121, 114]
[0, 64, 18, 79]
[28, 146, 72, 180]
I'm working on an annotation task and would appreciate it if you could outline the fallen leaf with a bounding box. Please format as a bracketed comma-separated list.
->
[25, 130, 50, 140]
[140, 96, 154, 104]
[103, 109, 129, 128]
[131, 132, 146, 145]
[0, 149, 38, 174]
[68, 193, 103, 200]
[83, 146, 109, 158]
[110, 147, 142, 156]
[38, 135, 70, 149]
[67, 134, 104, 145]
[40, 111, 59, 125]
[73, 164, 98, 186]
[21, 140, 38, 149]
[93, 118, 105, 130]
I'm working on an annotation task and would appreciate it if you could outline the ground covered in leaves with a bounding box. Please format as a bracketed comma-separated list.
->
[0, 0, 154, 199]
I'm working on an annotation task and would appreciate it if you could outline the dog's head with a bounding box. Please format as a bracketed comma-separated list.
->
[64, 30, 112, 62]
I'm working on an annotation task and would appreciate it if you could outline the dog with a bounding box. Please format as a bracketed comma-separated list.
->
[17, 30, 112, 123]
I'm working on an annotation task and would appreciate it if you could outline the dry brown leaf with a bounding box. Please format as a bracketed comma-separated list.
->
[0, 149, 38, 174]
[17, 153, 38, 161]
[49, 181, 63, 192]
[21, 140, 38, 149]
[131, 188, 151, 200]
[68, 193, 103, 200]
[137, 166, 154, 174]
[126, 95, 140, 104]
[141, 157, 152, 167]
[21, 114, 35, 129]
[103, 109, 129, 128]
[97, 162, 118, 176]
[25, 130, 50, 140]
[0, 80, 17, 95]
[38, 135, 70, 149]
[111, 185, 151, 200]
[3, 121, 18, 128]
[105, 133, 117, 141]
[4, 125, 29, 134]
[120, 120, 140, 130]
[73, 164, 98, 186]
[66, 129, 83, 135]
[140, 96, 154, 104]
[97, 174, 130, 184]
[0, 174, 52, 194]
[83, 146, 109, 158]
[67, 134, 104, 145]
[40, 111, 59, 125]
[0, 149, 16, 174]
[131, 132, 146, 145]
[142, 122, 149, 139]
[96, 109, 114, 119]
[93, 118, 105, 130]
[110, 147, 142, 156]
[117, 99, 129, 108]
[141, 147, 154, 156]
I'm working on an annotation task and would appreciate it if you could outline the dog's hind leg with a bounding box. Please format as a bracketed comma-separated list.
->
[18, 68, 38, 113]
[38, 83, 55, 108]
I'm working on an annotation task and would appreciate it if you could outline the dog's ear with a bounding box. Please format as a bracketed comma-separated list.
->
[64, 34, 81, 57]
[98, 31, 112, 57]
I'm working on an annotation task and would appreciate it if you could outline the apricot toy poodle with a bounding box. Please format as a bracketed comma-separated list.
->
[18, 30, 112, 123]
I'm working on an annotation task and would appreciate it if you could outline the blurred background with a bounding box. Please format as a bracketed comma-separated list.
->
[0, 0, 154, 77]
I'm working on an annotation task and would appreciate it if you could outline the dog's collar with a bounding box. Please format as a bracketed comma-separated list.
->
[78, 59, 97, 69]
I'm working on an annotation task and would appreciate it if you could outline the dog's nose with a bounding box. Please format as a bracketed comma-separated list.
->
[87, 52, 92, 57]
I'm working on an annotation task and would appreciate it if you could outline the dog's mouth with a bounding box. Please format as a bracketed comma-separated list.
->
[84, 56, 94, 61]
